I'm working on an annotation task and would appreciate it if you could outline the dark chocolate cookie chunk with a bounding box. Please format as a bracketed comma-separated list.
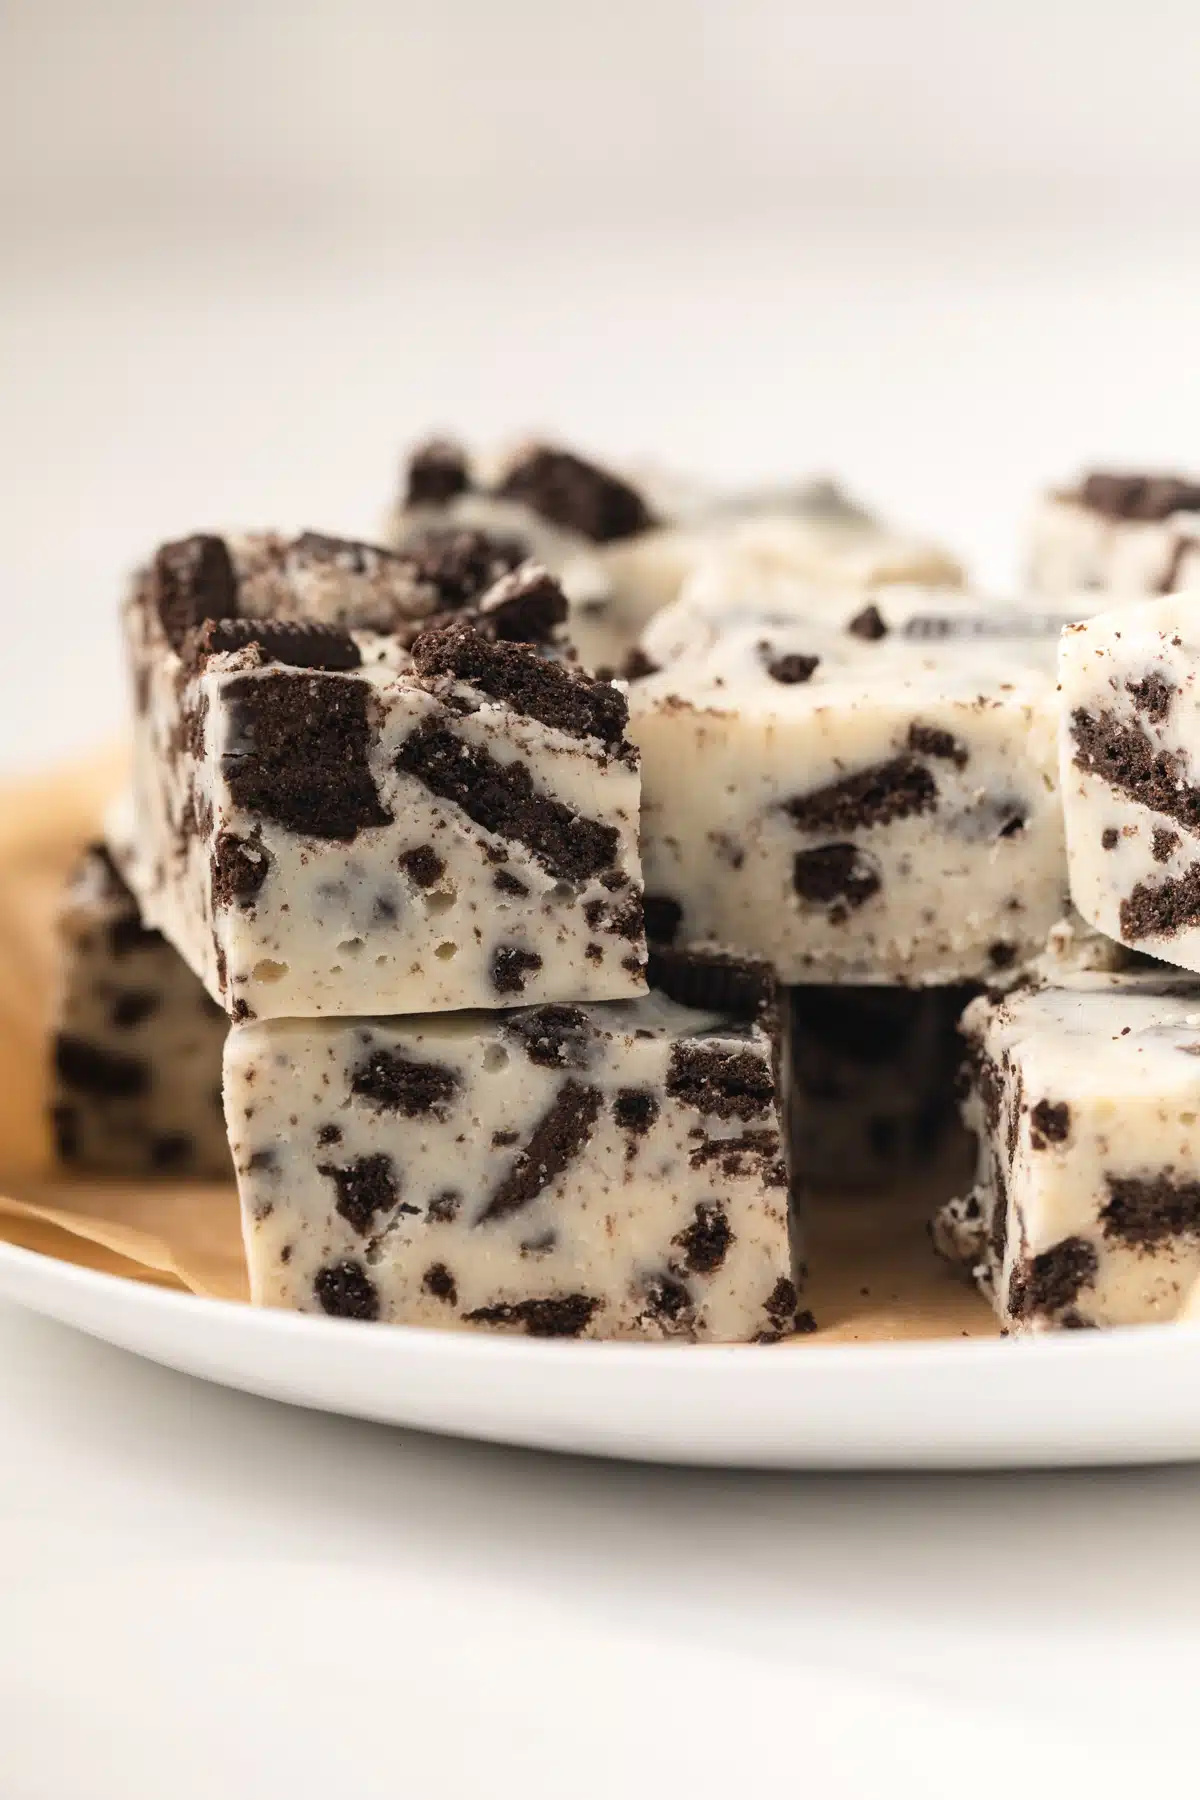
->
[151, 535, 240, 650]
[463, 1293, 601, 1337]
[313, 1259, 381, 1321]
[478, 1080, 603, 1222]
[477, 565, 568, 644]
[405, 437, 472, 506]
[647, 945, 776, 1019]
[402, 527, 528, 611]
[318, 1153, 406, 1236]
[792, 843, 882, 912]
[395, 720, 620, 883]
[666, 1042, 774, 1120]
[350, 1048, 459, 1117]
[222, 670, 392, 841]
[494, 444, 656, 542]
[184, 617, 362, 673]
[1078, 471, 1200, 522]
[785, 757, 937, 834]
[411, 621, 629, 751]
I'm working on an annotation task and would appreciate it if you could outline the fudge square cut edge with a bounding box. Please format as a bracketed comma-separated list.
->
[50, 844, 230, 1178]
[223, 993, 800, 1343]
[122, 534, 648, 1021]
[628, 600, 1066, 986]
[933, 972, 1200, 1333]
[1059, 594, 1200, 974]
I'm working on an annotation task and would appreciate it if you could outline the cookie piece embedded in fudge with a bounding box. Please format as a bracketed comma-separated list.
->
[49, 845, 230, 1177]
[387, 436, 962, 678]
[121, 541, 646, 1020]
[1059, 595, 1200, 973]
[629, 588, 1068, 986]
[932, 969, 1200, 1331]
[1027, 470, 1200, 598]
[224, 992, 798, 1342]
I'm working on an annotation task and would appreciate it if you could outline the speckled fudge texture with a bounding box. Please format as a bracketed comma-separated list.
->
[1059, 595, 1200, 974]
[121, 534, 646, 1020]
[388, 437, 962, 677]
[629, 587, 1068, 986]
[933, 969, 1200, 1332]
[224, 993, 800, 1342]
[1028, 471, 1200, 598]
[49, 846, 230, 1177]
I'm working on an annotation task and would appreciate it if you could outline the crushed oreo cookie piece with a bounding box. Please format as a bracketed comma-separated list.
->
[223, 669, 391, 841]
[411, 621, 629, 751]
[184, 616, 362, 673]
[477, 564, 568, 645]
[313, 1259, 380, 1321]
[151, 534, 239, 650]
[495, 444, 656, 542]
[405, 437, 472, 506]
[785, 757, 937, 834]
[463, 1293, 601, 1337]
[792, 843, 882, 913]
[478, 1080, 602, 1222]
[395, 720, 620, 883]
[847, 603, 888, 641]
[351, 1048, 459, 1117]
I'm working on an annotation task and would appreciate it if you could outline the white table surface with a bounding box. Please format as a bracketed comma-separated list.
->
[3, 222, 1200, 1794]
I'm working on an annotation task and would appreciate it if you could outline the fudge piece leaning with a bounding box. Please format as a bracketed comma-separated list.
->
[224, 991, 800, 1342]
[50, 845, 230, 1177]
[389, 436, 963, 676]
[122, 533, 647, 1020]
[629, 586, 1067, 986]
[1059, 594, 1200, 974]
[1028, 470, 1200, 598]
[933, 970, 1200, 1331]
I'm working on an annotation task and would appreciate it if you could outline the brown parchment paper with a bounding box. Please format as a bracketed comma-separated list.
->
[0, 754, 995, 1340]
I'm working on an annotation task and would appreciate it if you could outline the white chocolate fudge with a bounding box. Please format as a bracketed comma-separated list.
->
[50, 846, 229, 1177]
[1059, 594, 1200, 974]
[933, 969, 1200, 1332]
[224, 991, 800, 1342]
[629, 588, 1068, 986]
[122, 535, 647, 1021]
[389, 438, 963, 675]
[1028, 471, 1200, 597]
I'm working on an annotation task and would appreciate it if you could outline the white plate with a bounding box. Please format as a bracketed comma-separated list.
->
[4, 1239, 1200, 1467]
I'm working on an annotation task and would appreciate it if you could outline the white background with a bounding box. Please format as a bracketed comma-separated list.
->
[3, 3, 1200, 1792]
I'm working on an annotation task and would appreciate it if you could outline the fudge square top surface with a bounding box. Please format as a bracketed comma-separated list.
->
[224, 991, 797, 1342]
[951, 967, 1200, 1329]
[628, 584, 1069, 985]
[1059, 593, 1200, 974]
[122, 532, 647, 1021]
[388, 436, 964, 676]
[1029, 469, 1200, 598]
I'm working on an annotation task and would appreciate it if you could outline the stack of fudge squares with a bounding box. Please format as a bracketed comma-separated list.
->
[46, 440, 1200, 1340]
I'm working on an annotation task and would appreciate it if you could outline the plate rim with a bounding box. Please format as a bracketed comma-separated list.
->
[2, 1232, 1198, 1375]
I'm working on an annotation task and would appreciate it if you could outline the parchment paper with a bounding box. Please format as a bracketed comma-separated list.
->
[0, 754, 995, 1340]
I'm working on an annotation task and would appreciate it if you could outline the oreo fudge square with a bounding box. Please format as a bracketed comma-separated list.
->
[50, 845, 230, 1177]
[390, 436, 963, 676]
[1029, 470, 1200, 598]
[224, 992, 799, 1342]
[629, 587, 1067, 986]
[122, 532, 647, 1021]
[933, 969, 1200, 1332]
[1059, 594, 1200, 974]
